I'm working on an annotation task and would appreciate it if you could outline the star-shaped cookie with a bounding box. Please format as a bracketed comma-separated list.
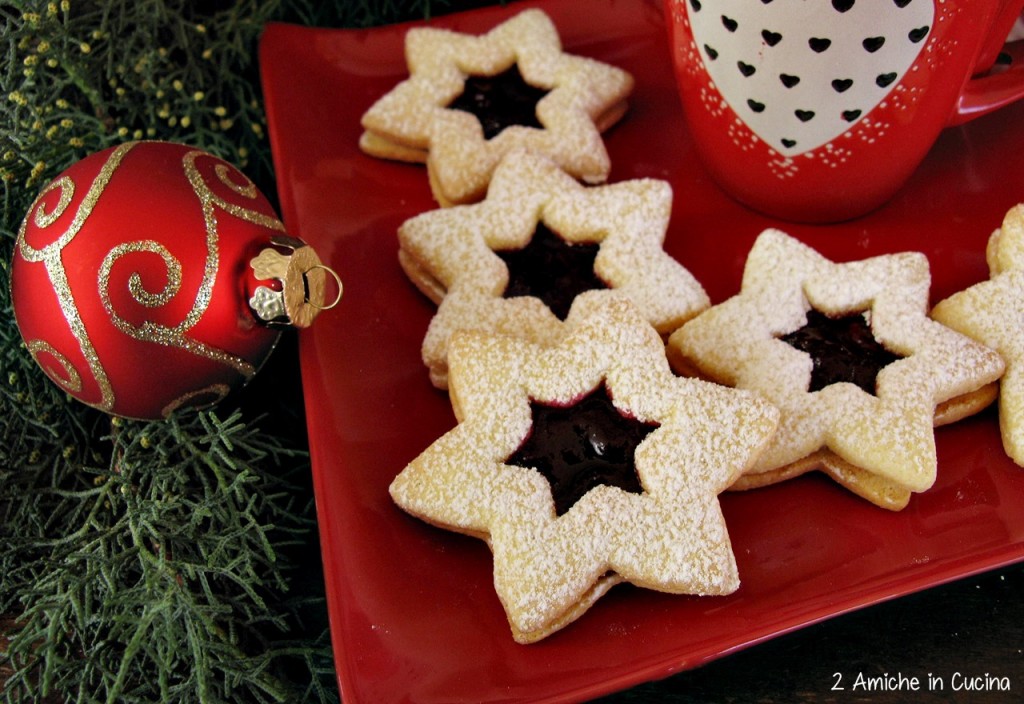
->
[667, 229, 1004, 510]
[399, 149, 710, 389]
[389, 292, 779, 643]
[932, 205, 1024, 465]
[359, 8, 634, 206]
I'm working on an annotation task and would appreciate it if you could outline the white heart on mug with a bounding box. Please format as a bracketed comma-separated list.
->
[686, 0, 934, 157]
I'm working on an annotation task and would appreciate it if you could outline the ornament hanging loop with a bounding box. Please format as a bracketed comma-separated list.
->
[303, 264, 344, 311]
[249, 236, 342, 328]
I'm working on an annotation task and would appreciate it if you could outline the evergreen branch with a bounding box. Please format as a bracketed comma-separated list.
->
[1, 1, 505, 702]
[3, 406, 321, 703]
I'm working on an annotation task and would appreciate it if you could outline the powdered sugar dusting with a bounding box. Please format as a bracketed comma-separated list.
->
[359, 8, 634, 206]
[933, 205, 1024, 466]
[398, 150, 710, 389]
[390, 293, 778, 642]
[669, 229, 1004, 507]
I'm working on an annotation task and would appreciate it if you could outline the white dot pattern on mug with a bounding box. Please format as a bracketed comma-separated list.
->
[685, 0, 933, 156]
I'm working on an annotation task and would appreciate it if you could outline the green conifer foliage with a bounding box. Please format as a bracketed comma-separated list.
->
[0, 1, 489, 702]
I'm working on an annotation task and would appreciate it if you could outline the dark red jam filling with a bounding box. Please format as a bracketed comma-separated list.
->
[446, 65, 548, 140]
[505, 384, 658, 517]
[496, 222, 606, 321]
[780, 308, 902, 395]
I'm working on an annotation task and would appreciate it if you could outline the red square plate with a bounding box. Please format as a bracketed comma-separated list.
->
[259, 1, 1024, 701]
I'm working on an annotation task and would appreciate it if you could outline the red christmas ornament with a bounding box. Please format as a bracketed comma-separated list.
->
[11, 141, 339, 420]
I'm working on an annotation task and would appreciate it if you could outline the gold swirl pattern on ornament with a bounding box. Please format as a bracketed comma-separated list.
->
[92, 149, 262, 379]
[13, 143, 135, 412]
[17, 143, 132, 263]
[196, 156, 284, 233]
[27, 339, 83, 393]
[32, 176, 75, 229]
[215, 163, 259, 199]
[98, 239, 254, 375]
[161, 383, 231, 417]
[99, 241, 182, 308]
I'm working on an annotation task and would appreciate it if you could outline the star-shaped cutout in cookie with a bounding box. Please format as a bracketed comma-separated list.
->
[398, 149, 710, 388]
[496, 221, 605, 321]
[506, 383, 655, 516]
[932, 205, 1024, 465]
[389, 293, 779, 643]
[667, 229, 1004, 510]
[446, 64, 548, 139]
[359, 8, 634, 206]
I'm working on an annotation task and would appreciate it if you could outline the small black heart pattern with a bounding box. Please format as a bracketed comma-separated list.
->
[686, 0, 935, 154]
[700, 24, 933, 122]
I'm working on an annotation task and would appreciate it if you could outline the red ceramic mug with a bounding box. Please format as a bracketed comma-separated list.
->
[665, 0, 1024, 222]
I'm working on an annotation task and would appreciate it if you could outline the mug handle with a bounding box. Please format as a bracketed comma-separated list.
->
[950, 6, 1024, 125]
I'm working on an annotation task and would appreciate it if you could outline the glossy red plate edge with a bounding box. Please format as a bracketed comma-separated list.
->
[259, 1, 1024, 701]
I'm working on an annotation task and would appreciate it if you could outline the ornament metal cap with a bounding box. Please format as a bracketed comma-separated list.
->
[249, 236, 342, 328]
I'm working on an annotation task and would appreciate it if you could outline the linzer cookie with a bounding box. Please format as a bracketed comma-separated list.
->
[667, 229, 1004, 510]
[389, 293, 779, 643]
[932, 205, 1024, 466]
[359, 8, 633, 206]
[398, 149, 710, 388]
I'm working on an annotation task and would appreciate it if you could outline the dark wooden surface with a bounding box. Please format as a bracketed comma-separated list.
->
[87, 324, 1024, 703]
[7, 3, 1021, 700]
[600, 563, 1024, 703]
[5, 336, 1022, 704]
[260, 310, 1024, 704]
